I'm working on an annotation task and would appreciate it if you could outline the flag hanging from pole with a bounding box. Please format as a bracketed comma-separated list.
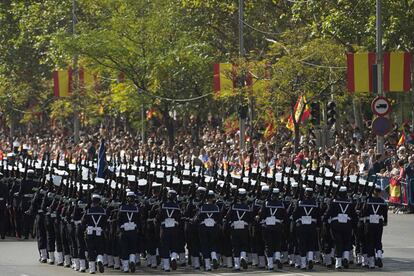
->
[286, 96, 310, 131]
[383, 52, 411, 92]
[96, 139, 107, 178]
[53, 69, 73, 97]
[346, 52, 376, 93]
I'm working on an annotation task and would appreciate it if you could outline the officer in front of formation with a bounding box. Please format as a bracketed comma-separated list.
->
[324, 186, 357, 269]
[258, 187, 287, 270]
[194, 189, 221, 271]
[82, 194, 107, 274]
[117, 191, 141, 273]
[362, 184, 388, 269]
[225, 188, 252, 271]
[157, 189, 182, 272]
[292, 187, 320, 270]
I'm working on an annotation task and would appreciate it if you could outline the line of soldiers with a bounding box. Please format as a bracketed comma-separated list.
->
[0, 150, 388, 273]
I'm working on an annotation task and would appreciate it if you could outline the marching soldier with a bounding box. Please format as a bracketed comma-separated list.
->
[324, 186, 357, 269]
[225, 188, 252, 270]
[157, 189, 182, 271]
[362, 184, 388, 269]
[292, 187, 320, 270]
[118, 191, 141, 273]
[194, 190, 221, 271]
[258, 187, 287, 270]
[83, 194, 107, 274]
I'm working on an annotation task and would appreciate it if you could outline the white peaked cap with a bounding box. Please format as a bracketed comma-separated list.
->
[127, 175, 136, 182]
[261, 185, 270, 192]
[339, 186, 347, 192]
[238, 188, 247, 195]
[156, 171, 165, 178]
[126, 191, 135, 197]
[197, 186, 207, 192]
[52, 175, 62, 186]
[305, 187, 313, 192]
[349, 175, 358, 183]
[272, 188, 280, 194]
[95, 177, 105, 184]
[138, 179, 147, 186]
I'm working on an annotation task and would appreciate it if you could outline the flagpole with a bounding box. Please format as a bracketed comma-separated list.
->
[73, 0, 80, 144]
[238, 0, 245, 151]
[376, 0, 384, 154]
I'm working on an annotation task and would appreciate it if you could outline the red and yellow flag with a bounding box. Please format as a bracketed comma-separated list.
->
[286, 96, 310, 131]
[79, 69, 97, 91]
[213, 63, 235, 94]
[384, 52, 411, 92]
[347, 52, 376, 93]
[397, 131, 406, 147]
[53, 69, 73, 97]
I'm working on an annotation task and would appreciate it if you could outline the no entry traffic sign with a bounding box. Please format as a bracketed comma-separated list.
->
[371, 96, 391, 116]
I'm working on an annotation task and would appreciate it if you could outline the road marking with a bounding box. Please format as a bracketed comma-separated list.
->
[391, 258, 410, 263]
[383, 246, 414, 249]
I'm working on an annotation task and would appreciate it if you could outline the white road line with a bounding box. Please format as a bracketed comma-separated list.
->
[391, 258, 410, 263]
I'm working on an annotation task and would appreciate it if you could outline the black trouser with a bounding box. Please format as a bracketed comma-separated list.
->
[35, 213, 47, 250]
[54, 219, 63, 253]
[355, 222, 367, 256]
[296, 224, 317, 257]
[60, 221, 71, 256]
[76, 224, 87, 260]
[288, 223, 298, 255]
[0, 203, 7, 238]
[159, 227, 180, 258]
[330, 223, 352, 258]
[21, 200, 32, 238]
[119, 230, 138, 260]
[198, 225, 219, 259]
[68, 223, 78, 258]
[45, 215, 56, 252]
[220, 225, 233, 257]
[251, 224, 264, 255]
[366, 223, 383, 257]
[230, 228, 249, 256]
[262, 225, 283, 257]
[322, 224, 334, 255]
[145, 222, 159, 256]
[186, 223, 200, 257]
[86, 234, 105, 261]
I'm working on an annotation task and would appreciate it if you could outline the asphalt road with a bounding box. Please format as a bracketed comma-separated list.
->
[0, 213, 413, 276]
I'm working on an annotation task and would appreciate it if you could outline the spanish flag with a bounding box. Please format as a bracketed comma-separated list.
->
[347, 52, 376, 93]
[397, 130, 406, 147]
[213, 63, 236, 94]
[286, 96, 311, 131]
[384, 52, 411, 92]
[53, 69, 73, 97]
[79, 68, 97, 91]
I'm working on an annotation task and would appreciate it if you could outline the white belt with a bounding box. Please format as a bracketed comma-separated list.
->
[201, 218, 216, 227]
[361, 215, 384, 223]
[161, 218, 178, 228]
[0, 197, 4, 201]
[261, 217, 282, 225]
[296, 218, 317, 224]
[329, 214, 350, 224]
[86, 226, 103, 236]
[120, 222, 137, 231]
[23, 194, 34, 198]
[73, 220, 82, 225]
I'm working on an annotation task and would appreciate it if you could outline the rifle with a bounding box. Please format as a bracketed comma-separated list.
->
[332, 166, 344, 199]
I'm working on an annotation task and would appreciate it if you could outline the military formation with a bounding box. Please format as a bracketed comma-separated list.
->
[0, 140, 388, 274]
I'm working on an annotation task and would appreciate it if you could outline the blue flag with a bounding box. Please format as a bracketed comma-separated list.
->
[97, 139, 107, 178]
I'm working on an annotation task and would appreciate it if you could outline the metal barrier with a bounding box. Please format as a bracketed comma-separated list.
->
[378, 176, 414, 211]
